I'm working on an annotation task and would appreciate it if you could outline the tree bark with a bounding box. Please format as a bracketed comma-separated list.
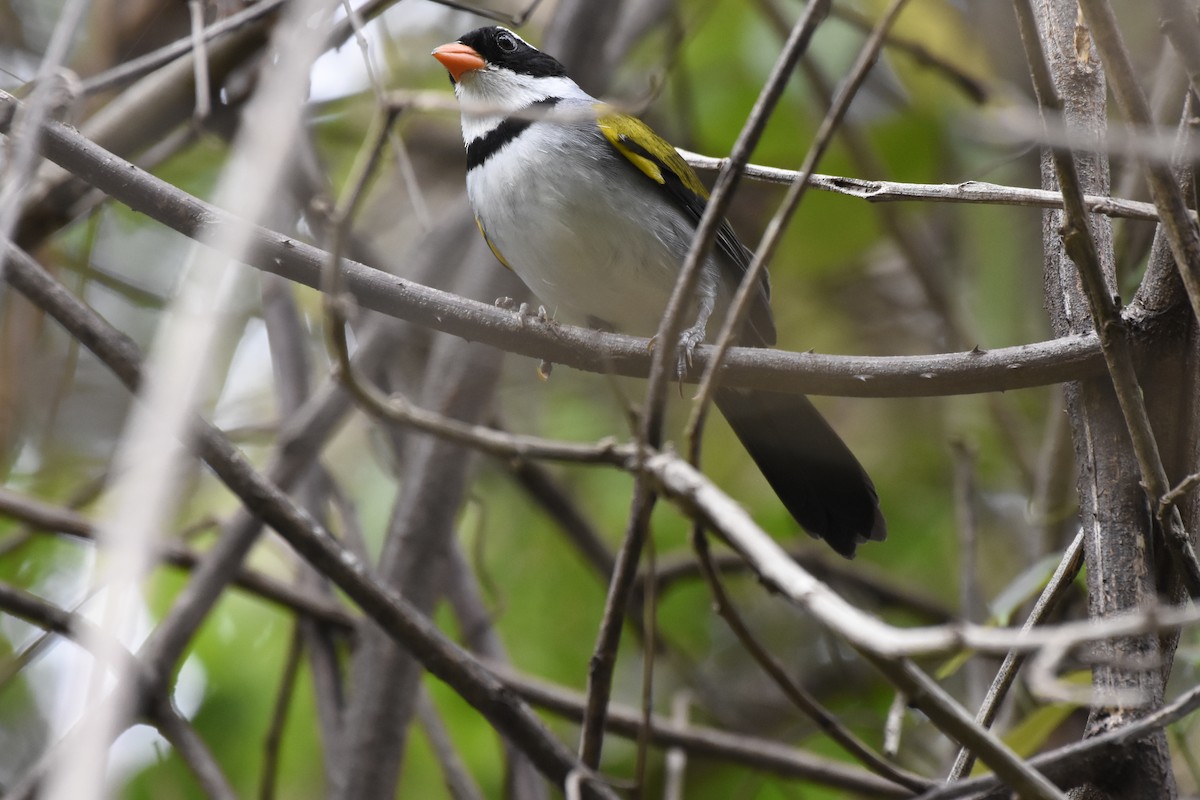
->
[1034, 1, 1188, 796]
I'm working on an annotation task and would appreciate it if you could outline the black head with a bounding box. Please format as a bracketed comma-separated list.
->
[457, 26, 567, 79]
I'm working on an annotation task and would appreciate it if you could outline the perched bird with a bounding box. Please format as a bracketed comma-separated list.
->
[433, 26, 885, 557]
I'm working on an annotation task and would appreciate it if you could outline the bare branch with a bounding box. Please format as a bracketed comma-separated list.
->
[916, 683, 1200, 799]
[2, 92, 1116, 400]
[0, 0, 88, 293]
[417, 690, 487, 800]
[828, 3, 990, 102]
[577, 2, 833, 768]
[681, 151, 1179, 222]
[260, 627, 304, 800]
[646, 451, 1200, 659]
[1078, 0, 1200, 326]
[691, 528, 931, 792]
[79, 0, 286, 96]
[648, 546, 956, 622]
[642, 451, 1200, 795]
[152, 699, 237, 800]
[1016, 0, 1200, 592]
[0, 584, 237, 799]
[494, 664, 915, 797]
[1156, 0, 1200, 98]
[2, 244, 621, 800]
[947, 531, 1085, 780]
[0, 486, 356, 629]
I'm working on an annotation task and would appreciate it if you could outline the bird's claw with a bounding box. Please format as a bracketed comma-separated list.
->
[496, 298, 555, 330]
[675, 326, 705, 379]
[672, 327, 705, 397]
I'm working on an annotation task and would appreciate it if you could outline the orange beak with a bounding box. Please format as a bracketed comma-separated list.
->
[432, 42, 486, 82]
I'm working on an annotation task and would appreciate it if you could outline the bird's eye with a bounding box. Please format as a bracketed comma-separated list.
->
[496, 32, 517, 52]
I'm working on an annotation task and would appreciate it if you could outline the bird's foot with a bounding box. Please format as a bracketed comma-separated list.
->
[496, 297, 553, 330]
[675, 323, 706, 379]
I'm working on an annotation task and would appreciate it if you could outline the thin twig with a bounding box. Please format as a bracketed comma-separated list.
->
[1155, 0, 1200, 99]
[634, 534, 658, 796]
[79, 0, 288, 95]
[339, 0, 432, 229]
[260, 264, 347, 772]
[0, 586, 234, 800]
[260, 626, 304, 800]
[188, 0, 211, 122]
[576, 3, 832, 766]
[417, 690, 487, 800]
[915, 684, 1200, 799]
[691, 527, 932, 792]
[643, 450, 1200, 662]
[441, 542, 550, 800]
[152, 698, 238, 800]
[1163, 471, 1200, 509]
[0, 581, 145, 684]
[946, 531, 1085, 780]
[1017, 0, 1200, 594]
[661, 691, 691, 800]
[952, 441, 987, 711]
[0, 486, 357, 630]
[423, 0, 547, 26]
[1, 92, 1121, 399]
[11, 244, 1195, 672]
[860, 657, 1064, 800]
[687, 0, 911, 448]
[79, 0, 528, 98]
[579, 469, 658, 767]
[648, 545, 955, 622]
[4, 245, 621, 799]
[0, 0, 89, 294]
[493, 665, 914, 797]
[681, 151, 1182, 222]
[828, 3, 989, 102]
[322, 105, 397, 384]
[1077, 0, 1200, 326]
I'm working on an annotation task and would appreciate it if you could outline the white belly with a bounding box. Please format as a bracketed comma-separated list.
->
[466, 129, 715, 337]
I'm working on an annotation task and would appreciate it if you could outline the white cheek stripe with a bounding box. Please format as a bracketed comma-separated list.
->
[456, 72, 583, 147]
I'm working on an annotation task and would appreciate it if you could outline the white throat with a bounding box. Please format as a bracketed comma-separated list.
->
[455, 69, 584, 143]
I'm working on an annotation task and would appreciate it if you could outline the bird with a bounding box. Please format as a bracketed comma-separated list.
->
[433, 25, 885, 557]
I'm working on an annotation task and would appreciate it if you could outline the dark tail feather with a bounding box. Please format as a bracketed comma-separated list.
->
[715, 387, 885, 558]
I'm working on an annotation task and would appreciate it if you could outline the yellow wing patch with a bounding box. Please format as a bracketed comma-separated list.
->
[596, 107, 710, 199]
[475, 216, 512, 270]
